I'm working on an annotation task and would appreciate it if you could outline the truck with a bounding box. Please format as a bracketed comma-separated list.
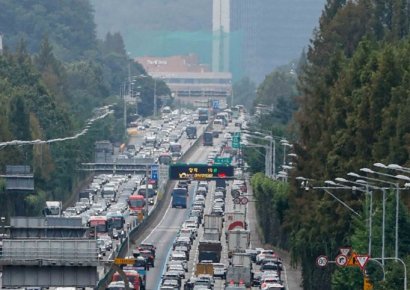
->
[203, 132, 213, 146]
[225, 211, 246, 234]
[227, 229, 250, 257]
[172, 187, 188, 208]
[203, 228, 220, 241]
[195, 263, 214, 276]
[43, 201, 62, 217]
[144, 134, 157, 147]
[186, 126, 197, 139]
[204, 214, 223, 233]
[225, 265, 252, 287]
[198, 108, 209, 124]
[231, 253, 252, 267]
[198, 240, 222, 263]
[102, 185, 117, 202]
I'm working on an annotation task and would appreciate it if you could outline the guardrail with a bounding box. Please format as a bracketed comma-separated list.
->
[96, 122, 210, 289]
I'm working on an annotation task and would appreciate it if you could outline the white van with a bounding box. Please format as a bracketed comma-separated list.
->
[213, 119, 224, 133]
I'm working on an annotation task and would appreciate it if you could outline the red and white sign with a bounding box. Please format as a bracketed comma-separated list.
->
[335, 254, 348, 267]
[316, 255, 328, 267]
[339, 247, 351, 256]
[356, 255, 370, 270]
[240, 196, 249, 205]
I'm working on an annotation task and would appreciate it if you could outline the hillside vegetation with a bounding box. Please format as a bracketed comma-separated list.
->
[0, 1, 150, 217]
[249, 0, 410, 289]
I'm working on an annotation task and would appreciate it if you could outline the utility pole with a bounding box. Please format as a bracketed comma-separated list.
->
[145, 165, 149, 218]
[153, 78, 157, 118]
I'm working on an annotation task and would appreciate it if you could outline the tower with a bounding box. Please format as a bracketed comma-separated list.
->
[212, 0, 230, 72]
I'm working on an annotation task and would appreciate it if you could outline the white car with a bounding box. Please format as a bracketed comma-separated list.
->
[212, 263, 226, 279]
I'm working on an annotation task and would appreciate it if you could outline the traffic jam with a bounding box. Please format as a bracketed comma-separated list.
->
[52, 105, 285, 290]
[156, 110, 286, 289]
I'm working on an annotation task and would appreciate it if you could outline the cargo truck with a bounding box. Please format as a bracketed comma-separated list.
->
[203, 132, 213, 146]
[172, 187, 188, 208]
[186, 126, 197, 139]
[225, 212, 246, 234]
[198, 240, 222, 263]
[43, 201, 62, 217]
[225, 265, 252, 287]
[204, 214, 223, 233]
[203, 228, 220, 241]
[227, 229, 250, 258]
[195, 263, 214, 276]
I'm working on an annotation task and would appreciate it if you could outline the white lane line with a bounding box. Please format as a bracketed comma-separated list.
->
[142, 202, 171, 242]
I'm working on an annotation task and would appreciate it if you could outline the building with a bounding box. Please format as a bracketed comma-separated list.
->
[212, 0, 325, 82]
[0, 33, 3, 55]
[136, 55, 232, 108]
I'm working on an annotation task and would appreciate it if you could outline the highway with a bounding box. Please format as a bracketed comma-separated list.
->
[128, 145, 215, 289]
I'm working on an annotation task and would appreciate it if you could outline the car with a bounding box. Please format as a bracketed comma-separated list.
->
[138, 243, 156, 257]
[261, 262, 281, 272]
[167, 264, 186, 279]
[162, 272, 182, 286]
[167, 260, 188, 272]
[260, 282, 286, 290]
[161, 278, 180, 289]
[196, 186, 207, 196]
[139, 249, 155, 267]
[212, 263, 226, 279]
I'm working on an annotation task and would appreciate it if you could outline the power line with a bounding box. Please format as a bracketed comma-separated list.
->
[0, 104, 115, 148]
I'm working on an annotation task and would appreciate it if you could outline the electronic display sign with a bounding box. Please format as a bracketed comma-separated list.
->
[169, 163, 234, 180]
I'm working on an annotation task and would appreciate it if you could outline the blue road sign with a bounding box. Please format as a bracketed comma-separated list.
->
[212, 100, 220, 109]
[151, 165, 159, 180]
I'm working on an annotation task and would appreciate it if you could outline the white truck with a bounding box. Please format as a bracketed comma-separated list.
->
[227, 229, 250, 258]
[204, 214, 223, 233]
[225, 211, 246, 234]
[225, 265, 252, 287]
[44, 201, 62, 216]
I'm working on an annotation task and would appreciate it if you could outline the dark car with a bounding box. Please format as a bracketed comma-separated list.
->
[139, 249, 155, 267]
[138, 243, 156, 257]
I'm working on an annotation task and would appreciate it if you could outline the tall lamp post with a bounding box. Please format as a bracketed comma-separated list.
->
[361, 166, 410, 260]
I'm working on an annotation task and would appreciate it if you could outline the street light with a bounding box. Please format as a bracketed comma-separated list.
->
[349, 171, 401, 265]
[241, 142, 271, 178]
[363, 166, 410, 260]
[336, 177, 382, 257]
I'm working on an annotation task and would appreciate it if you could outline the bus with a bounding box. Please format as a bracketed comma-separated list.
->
[128, 195, 146, 215]
[112, 270, 142, 290]
[106, 211, 125, 230]
[172, 188, 188, 208]
[88, 216, 110, 238]
[158, 152, 172, 165]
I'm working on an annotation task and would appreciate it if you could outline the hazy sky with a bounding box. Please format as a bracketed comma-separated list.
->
[91, 0, 326, 82]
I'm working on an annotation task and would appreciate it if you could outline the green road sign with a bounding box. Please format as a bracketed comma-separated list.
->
[214, 157, 232, 164]
[232, 135, 241, 148]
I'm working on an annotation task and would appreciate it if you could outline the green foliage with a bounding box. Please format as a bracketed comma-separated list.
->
[251, 173, 290, 247]
[0, 2, 150, 217]
[232, 77, 256, 111]
[0, 0, 97, 61]
[289, 0, 410, 288]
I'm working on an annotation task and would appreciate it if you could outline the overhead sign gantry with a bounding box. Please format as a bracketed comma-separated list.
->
[169, 163, 234, 180]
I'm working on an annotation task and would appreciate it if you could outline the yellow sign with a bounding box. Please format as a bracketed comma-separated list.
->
[137, 211, 144, 222]
[114, 258, 135, 265]
[363, 276, 373, 290]
[347, 252, 358, 267]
